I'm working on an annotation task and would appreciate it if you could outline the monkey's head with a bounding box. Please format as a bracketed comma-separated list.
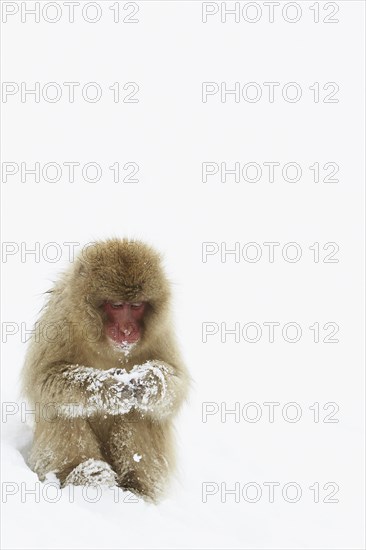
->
[68, 239, 171, 355]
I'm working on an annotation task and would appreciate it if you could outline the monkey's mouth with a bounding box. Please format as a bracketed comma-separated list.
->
[105, 323, 140, 345]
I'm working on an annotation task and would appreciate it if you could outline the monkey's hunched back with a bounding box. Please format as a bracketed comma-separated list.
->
[22, 239, 189, 501]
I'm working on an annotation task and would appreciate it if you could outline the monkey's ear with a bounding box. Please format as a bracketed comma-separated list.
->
[78, 262, 88, 277]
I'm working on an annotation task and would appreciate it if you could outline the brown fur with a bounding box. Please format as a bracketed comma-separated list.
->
[22, 239, 189, 501]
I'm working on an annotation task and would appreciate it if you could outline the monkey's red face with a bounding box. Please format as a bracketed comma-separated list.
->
[103, 302, 146, 346]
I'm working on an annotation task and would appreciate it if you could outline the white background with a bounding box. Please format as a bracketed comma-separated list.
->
[1, 1, 365, 549]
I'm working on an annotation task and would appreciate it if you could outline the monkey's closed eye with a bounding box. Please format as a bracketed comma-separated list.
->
[109, 302, 144, 309]
[110, 302, 124, 309]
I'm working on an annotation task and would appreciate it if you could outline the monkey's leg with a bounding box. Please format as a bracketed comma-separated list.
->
[28, 417, 116, 486]
[107, 416, 174, 502]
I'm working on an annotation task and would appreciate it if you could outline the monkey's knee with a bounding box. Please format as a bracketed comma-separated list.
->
[116, 468, 163, 502]
[113, 451, 170, 502]
[108, 420, 172, 501]
[28, 418, 107, 483]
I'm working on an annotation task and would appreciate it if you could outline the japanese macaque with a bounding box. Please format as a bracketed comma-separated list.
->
[22, 239, 189, 501]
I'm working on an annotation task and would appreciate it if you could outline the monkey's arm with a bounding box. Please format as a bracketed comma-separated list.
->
[33, 363, 137, 417]
[28, 360, 186, 419]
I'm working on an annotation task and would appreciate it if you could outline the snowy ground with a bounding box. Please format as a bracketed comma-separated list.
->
[1, 336, 364, 549]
